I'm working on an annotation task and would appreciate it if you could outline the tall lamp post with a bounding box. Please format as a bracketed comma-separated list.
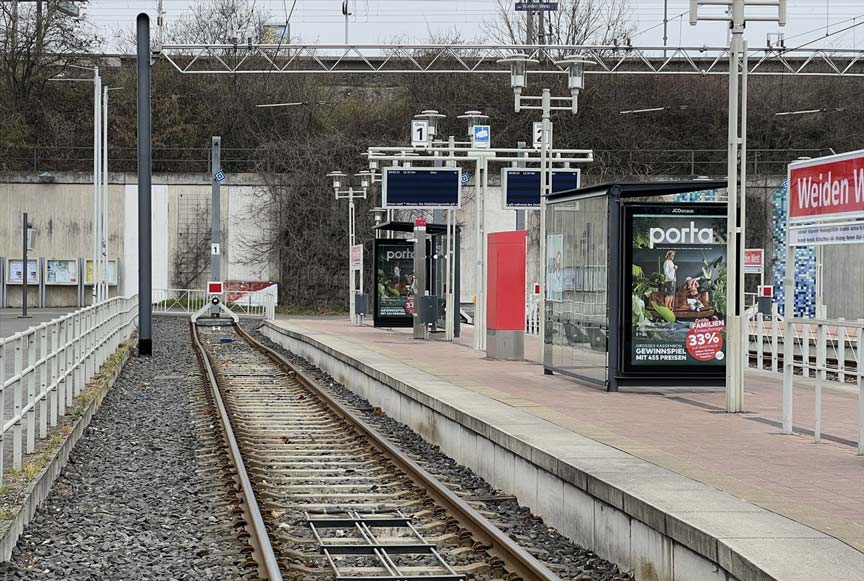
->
[499, 54, 592, 365]
[100, 86, 123, 303]
[690, 0, 786, 412]
[328, 171, 369, 323]
[456, 110, 491, 350]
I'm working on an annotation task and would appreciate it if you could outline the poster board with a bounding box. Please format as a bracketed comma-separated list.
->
[624, 203, 728, 372]
[46, 259, 79, 285]
[7, 259, 38, 284]
[85, 259, 119, 286]
[373, 239, 415, 327]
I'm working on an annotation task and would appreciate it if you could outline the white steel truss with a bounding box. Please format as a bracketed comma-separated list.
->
[156, 43, 864, 77]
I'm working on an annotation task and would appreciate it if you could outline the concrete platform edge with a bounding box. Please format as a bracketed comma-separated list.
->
[0, 337, 135, 562]
[261, 321, 864, 581]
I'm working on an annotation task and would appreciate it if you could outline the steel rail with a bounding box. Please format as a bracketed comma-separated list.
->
[189, 323, 283, 581]
[234, 324, 560, 581]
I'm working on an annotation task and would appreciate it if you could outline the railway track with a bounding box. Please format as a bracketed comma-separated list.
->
[191, 320, 560, 581]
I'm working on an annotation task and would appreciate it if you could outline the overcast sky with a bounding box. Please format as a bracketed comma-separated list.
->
[86, 0, 864, 50]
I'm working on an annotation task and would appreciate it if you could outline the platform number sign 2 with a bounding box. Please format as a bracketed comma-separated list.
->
[532, 122, 544, 149]
[412, 120, 430, 147]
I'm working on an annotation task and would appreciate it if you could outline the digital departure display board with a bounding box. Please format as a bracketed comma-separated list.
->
[382, 168, 462, 209]
[501, 168, 581, 208]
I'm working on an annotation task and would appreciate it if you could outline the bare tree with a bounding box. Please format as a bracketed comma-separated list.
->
[486, 0, 633, 45]
[0, 1, 97, 115]
[173, 201, 212, 289]
[166, 0, 269, 45]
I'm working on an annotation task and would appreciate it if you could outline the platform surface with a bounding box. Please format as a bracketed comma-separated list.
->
[269, 317, 864, 563]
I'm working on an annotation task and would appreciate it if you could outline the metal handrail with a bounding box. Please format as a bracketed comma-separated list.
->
[0, 296, 138, 485]
[747, 311, 863, 454]
[152, 287, 277, 320]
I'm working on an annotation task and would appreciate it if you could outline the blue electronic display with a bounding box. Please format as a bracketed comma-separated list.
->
[502, 169, 580, 208]
[383, 168, 461, 208]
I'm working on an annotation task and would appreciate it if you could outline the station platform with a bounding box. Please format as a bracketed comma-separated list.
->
[261, 317, 863, 581]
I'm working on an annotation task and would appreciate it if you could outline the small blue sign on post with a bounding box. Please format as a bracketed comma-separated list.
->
[461, 171, 472, 185]
[214, 170, 226, 183]
[472, 125, 490, 149]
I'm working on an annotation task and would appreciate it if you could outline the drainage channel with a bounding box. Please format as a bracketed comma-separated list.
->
[191, 320, 560, 581]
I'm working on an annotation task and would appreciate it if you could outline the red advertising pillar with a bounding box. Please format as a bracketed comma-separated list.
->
[486, 231, 527, 360]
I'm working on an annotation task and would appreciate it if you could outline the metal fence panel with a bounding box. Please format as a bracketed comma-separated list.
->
[0, 296, 138, 486]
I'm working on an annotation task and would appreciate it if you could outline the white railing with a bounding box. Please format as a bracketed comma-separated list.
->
[0, 296, 138, 485]
[152, 286, 277, 320]
[748, 312, 864, 454]
[526, 300, 541, 335]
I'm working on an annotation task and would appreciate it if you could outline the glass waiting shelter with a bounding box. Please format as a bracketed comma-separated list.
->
[372, 221, 461, 335]
[544, 180, 728, 391]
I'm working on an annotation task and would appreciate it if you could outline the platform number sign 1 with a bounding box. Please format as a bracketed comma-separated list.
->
[533, 122, 544, 149]
[411, 120, 430, 147]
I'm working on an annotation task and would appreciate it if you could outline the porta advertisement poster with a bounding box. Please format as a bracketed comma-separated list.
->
[625, 204, 727, 370]
[374, 240, 416, 327]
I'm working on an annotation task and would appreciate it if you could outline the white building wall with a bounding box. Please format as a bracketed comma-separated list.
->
[122, 184, 169, 297]
[0, 173, 278, 306]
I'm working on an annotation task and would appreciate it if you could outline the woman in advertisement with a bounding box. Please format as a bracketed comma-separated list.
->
[663, 250, 677, 309]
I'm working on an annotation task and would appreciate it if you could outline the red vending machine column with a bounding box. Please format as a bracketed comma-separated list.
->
[486, 230, 527, 360]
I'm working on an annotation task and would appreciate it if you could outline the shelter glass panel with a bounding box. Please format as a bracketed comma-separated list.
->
[544, 196, 609, 384]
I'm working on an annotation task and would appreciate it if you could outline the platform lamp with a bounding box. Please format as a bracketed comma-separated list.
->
[497, 54, 537, 113]
[456, 109, 493, 348]
[456, 110, 489, 142]
[329, 170, 369, 323]
[499, 52, 594, 376]
[556, 56, 592, 114]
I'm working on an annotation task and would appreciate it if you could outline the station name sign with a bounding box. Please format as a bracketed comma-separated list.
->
[515, 2, 558, 10]
[789, 150, 864, 223]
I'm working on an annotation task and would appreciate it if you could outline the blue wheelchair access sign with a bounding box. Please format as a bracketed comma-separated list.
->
[472, 125, 490, 149]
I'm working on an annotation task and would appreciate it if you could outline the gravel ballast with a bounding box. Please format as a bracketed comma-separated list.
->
[0, 317, 256, 580]
[252, 325, 633, 581]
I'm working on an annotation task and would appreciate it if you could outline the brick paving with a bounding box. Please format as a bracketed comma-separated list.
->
[275, 317, 864, 552]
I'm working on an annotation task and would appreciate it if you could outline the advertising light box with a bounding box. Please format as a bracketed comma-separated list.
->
[382, 168, 461, 209]
[624, 204, 728, 372]
[501, 168, 581, 208]
[373, 239, 416, 327]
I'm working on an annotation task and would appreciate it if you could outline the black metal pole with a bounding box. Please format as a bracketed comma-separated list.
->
[137, 13, 152, 355]
[20, 212, 30, 319]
